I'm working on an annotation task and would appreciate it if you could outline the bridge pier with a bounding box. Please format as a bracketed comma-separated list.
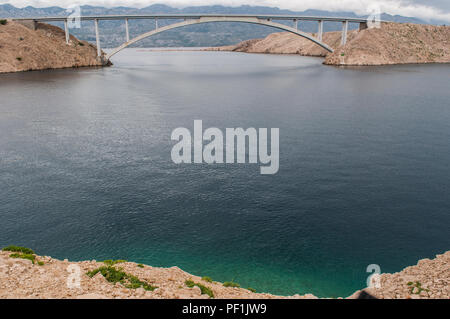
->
[341, 20, 349, 45]
[318, 20, 324, 41]
[94, 19, 101, 57]
[293, 19, 298, 30]
[155, 18, 158, 29]
[125, 18, 130, 42]
[64, 19, 69, 44]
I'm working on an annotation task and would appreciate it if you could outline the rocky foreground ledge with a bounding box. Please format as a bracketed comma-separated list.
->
[0, 247, 448, 299]
[0, 20, 109, 74]
[209, 22, 450, 66]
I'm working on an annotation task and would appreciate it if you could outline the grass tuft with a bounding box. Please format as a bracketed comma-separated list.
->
[201, 276, 213, 283]
[103, 259, 127, 266]
[137, 264, 144, 268]
[185, 280, 214, 298]
[223, 281, 240, 288]
[247, 287, 256, 293]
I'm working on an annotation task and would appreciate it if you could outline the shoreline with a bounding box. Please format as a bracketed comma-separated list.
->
[1, 248, 448, 299]
[2, 20, 449, 74]
[207, 23, 450, 66]
[0, 64, 108, 75]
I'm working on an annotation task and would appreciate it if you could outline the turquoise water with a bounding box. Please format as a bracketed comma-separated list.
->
[0, 50, 449, 297]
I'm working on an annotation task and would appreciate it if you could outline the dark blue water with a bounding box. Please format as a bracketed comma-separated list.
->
[0, 50, 449, 297]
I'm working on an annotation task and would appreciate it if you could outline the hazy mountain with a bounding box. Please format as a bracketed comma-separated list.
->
[0, 4, 443, 48]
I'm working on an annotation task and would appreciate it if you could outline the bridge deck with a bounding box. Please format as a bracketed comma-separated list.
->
[11, 14, 373, 23]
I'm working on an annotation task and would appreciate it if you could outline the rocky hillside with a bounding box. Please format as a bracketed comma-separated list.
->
[0, 246, 448, 299]
[210, 22, 450, 66]
[209, 31, 345, 57]
[0, 20, 108, 74]
[0, 248, 316, 299]
[349, 251, 449, 299]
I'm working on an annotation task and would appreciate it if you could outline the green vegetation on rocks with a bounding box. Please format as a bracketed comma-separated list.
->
[9, 253, 36, 264]
[408, 281, 430, 294]
[223, 281, 240, 288]
[102, 259, 127, 266]
[201, 276, 213, 283]
[2, 245, 35, 254]
[185, 279, 214, 298]
[87, 266, 157, 291]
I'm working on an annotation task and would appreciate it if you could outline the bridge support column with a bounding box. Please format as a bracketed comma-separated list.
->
[64, 19, 70, 44]
[94, 19, 101, 57]
[293, 19, 298, 30]
[341, 20, 349, 45]
[155, 18, 158, 29]
[318, 20, 323, 41]
[125, 18, 130, 42]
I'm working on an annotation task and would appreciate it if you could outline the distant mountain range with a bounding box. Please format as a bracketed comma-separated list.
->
[1, 4, 445, 48]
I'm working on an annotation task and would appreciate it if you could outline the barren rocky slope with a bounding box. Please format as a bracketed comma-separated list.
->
[349, 251, 449, 299]
[0, 21, 107, 73]
[208, 31, 345, 57]
[0, 248, 448, 299]
[210, 23, 450, 66]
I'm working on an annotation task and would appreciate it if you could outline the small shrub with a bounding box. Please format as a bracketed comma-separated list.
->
[16, 57, 22, 61]
[0, 19, 7, 25]
[78, 41, 85, 46]
[341, 53, 345, 56]
[3, 245, 34, 254]
[408, 281, 429, 294]
[223, 281, 240, 288]
[37, 261, 44, 266]
[137, 264, 144, 268]
[103, 259, 127, 266]
[185, 280, 214, 298]
[19, 37, 24, 41]
[247, 287, 256, 293]
[201, 276, 213, 283]
[10, 253, 35, 264]
[87, 266, 156, 291]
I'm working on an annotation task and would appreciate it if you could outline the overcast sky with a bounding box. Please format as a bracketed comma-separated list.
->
[2, 0, 450, 22]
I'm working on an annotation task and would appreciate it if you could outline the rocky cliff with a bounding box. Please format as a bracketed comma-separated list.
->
[0, 20, 108, 74]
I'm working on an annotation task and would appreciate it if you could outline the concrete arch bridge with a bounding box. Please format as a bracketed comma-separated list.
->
[12, 14, 374, 61]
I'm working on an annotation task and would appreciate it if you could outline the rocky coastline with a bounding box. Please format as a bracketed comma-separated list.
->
[0, 247, 448, 299]
[208, 22, 450, 66]
[0, 20, 109, 74]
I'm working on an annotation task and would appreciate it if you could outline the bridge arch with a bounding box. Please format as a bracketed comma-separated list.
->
[106, 16, 334, 60]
